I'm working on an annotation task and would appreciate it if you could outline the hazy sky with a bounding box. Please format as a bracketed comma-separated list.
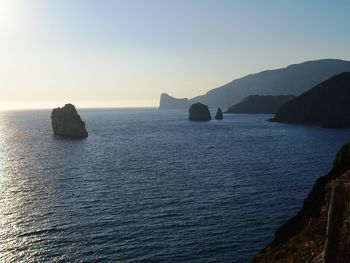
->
[1, 0, 350, 109]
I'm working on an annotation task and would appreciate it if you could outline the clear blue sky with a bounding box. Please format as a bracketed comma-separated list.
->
[0, 0, 349, 109]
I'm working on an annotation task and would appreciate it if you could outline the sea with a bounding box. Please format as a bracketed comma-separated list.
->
[0, 108, 349, 262]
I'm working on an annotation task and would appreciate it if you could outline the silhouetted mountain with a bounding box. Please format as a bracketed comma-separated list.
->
[225, 95, 295, 114]
[159, 93, 189, 109]
[271, 72, 350, 128]
[160, 59, 350, 110]
[188, 103, 211, 121]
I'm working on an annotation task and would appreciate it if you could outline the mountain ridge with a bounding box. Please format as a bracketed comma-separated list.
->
[160, 59, 350, 110]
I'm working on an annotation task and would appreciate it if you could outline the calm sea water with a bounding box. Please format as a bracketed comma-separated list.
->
[0, 108, 349, 262]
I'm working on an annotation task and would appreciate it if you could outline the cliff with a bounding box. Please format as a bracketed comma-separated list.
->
[253, 142, 350, 262]
[159, 93, 189, 109]
[189, 59, 350, 110]
[225, 95, 295, 114]
[271, 72, 350, 128]
[51, 104, 88, 139]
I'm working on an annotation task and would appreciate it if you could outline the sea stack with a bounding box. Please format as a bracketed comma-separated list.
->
[215, 108, 223, 120]
[188, 103, 212, 121]
[51, 104, 88, 139]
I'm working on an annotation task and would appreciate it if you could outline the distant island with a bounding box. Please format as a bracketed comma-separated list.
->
[254, 141, 350, 262]
[51, 103, 88, 139]
[270, 72, 350, 128]
[225, 95, 295, 114]
[159, 93, 189, 109]
[159, 59, 350, 110]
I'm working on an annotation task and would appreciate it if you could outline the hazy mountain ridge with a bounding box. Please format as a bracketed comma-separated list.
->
[160, 59, 350, 110]
[225, 95, 296, 114]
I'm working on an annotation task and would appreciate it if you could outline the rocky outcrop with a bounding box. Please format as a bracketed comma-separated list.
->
[253, 141, 350, 262]
[215, 108, 223, 120]
[159, 93, 189, 109]
[188, 103, 211, 121]
[225, 95, 295, 114]
[51, 104, 88, 139]
[270, 72, 350, 128]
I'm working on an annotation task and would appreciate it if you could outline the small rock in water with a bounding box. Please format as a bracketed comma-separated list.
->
[51, 103, 88, 139]
[215, 108, 223, 120]
[188, 103, 212, 121]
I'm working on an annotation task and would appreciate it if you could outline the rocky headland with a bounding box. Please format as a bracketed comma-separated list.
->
[51, 103, 88, 139]
[270, 72, 350, 128]
[159, 93, 189, 109]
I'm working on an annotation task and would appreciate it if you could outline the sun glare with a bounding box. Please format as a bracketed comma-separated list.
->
[0, 1, 17, 33]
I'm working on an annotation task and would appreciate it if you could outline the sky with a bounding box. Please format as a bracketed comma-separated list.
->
[0, 0, 350, 110]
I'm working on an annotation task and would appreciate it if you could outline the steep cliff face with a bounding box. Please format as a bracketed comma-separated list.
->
[51, 104, 88, 139]
[159, 93, 189, 109]
[253, 142, 350, 262]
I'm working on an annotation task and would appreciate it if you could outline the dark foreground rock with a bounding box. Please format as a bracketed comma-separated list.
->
[51, 104, 88, 139]
[270, 72, 350, 128]
[253, 141, 350, 262]
[188, 103, 211, 121]
[215, 108, 223, 120]
[225, 95, 295, 114]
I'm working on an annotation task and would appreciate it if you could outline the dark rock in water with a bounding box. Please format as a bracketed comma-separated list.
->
[215, 108, 223, 120]
[159, 93, 189, 109]
[253, 141, 350, 262]
[270, 72, 350, 128]
[51, 104, 88, 139]
[225, 95, 296, 114]
[188, 103, 211, 121]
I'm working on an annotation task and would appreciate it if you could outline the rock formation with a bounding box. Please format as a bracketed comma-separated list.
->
[188, 103, 211, 121]
[253, 141, 350, 262]
[159, 93, 189, 109]
[225, 95, 295, 114]
[215, 108, 223, 120]
[160, 59, 350, 110]
[270, 72, 350, 128]
[51, 104, 88, 139]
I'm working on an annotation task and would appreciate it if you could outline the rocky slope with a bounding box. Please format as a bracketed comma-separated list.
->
[159, 93, 189, 109]
[253, 142, 350, 262]
[271, 72, 350, 128]
[160, 59, 350, 110]
[51, 104, 88, 139]
[225, 95, 295, 114]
